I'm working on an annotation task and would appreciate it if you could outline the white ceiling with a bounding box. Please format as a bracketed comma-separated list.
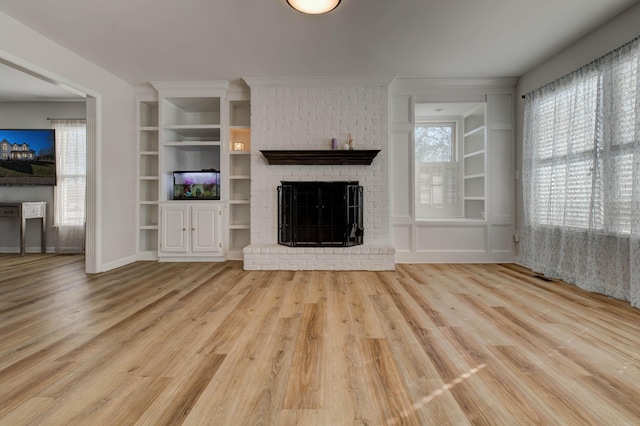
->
[415, 102, 483, 119]
[0, 61, 84, 101]
[0, 0, 637, 91]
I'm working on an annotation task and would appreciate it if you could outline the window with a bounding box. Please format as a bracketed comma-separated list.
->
[531, 72, 599, 230]
[526, 39, 638, 235]
[415, 122, 455, 162]
[51, 119, 86, 253]
[521, 36, 640, 308]
[414, 122, 460, 216]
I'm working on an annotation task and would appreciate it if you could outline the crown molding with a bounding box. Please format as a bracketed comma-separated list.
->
[244, 76, 394, 88]
[391, 77, 519, 87]
[226, 82, 250, 100]
[149, 80, 229, 96]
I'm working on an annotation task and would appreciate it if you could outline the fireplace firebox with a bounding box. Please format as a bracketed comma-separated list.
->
[278, 181, 363, 247]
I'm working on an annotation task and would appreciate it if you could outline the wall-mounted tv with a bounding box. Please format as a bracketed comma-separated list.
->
[0, 129, 56, 186]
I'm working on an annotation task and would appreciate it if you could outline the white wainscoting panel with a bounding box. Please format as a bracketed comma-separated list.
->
[390, 95, 412, 126]
[391, 223, 413, 252]
[415, 224, 487, 252]
[490, 224, 514, 253]
[488, 128, 514, 219]
[488, 94, 513, 125]
[390, 129, 412, 218]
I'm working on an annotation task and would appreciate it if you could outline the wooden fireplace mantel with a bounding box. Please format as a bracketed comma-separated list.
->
[260, 150, 380, 165]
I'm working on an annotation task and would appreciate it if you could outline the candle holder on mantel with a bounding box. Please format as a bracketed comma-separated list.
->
[233, 142, 245, 151]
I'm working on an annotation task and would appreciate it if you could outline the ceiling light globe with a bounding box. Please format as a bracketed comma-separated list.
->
[286, 0, 341, 15]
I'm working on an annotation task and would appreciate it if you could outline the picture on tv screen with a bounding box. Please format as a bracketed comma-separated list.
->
[0, 129, 56, 186]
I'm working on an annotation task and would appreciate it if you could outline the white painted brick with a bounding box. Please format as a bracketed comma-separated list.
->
[248, 82, 393, 270]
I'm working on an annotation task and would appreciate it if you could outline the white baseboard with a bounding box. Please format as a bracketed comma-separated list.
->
[0, 246, 56, 254]
[100, 255, 138, 272]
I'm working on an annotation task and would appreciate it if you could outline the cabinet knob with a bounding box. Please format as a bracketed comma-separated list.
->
[192, 228, 195, 231]
[182, 228, 186, 231]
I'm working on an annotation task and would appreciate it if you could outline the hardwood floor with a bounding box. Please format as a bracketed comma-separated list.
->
[1, 254, 639, 425]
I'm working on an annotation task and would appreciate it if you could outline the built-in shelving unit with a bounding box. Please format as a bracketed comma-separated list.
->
[135, 81, 251, 262]
[151, 81, 228, 262]
[462, 105, 486, 220]
[228, 93, 251, 260]
[136, 89, 160, 260]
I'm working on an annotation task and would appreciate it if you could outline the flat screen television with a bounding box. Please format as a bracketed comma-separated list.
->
[0, 129, 56, 186]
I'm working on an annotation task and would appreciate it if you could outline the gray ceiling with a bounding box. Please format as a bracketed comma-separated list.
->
[0, 0, 638, 97]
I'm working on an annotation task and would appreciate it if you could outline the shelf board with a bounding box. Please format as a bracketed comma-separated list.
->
[137, 250, 159, 261]
[226, 248, 246, 261]
[463, 149, 485, 158]
[463, 197, 485, 201]
[260, 150, 381, 165]
[464, 125, 485, 137]
[230, 150, 251, 155]
[140, 151, 159, 156]
[164, 124, 220, 129]
[229, 224, 250, 229]
[163, 141, 221, 148]
[229, 199, 250, 204]
[415, 217, 486, 223]
[166, 140, 221, 144]
[163, 126, 221, 139]
[140, 225, 159, 230]
[461, 217, 486, 222]
[464, 173, 485, 180]
[139, 176, 159, 180]
[139, 201, 159, 205]
[140, 126, 159, 132]
[230, 175, 251, 180]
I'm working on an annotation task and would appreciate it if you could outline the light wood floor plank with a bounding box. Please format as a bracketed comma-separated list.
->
[1, 255, 640, 425]
[282, 302, 326, 410]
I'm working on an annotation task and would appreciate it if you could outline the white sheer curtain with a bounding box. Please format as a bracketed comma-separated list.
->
[522, 36, 640, 308]
[51, 119, 86, 253]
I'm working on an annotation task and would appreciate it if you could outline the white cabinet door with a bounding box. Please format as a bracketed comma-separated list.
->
[160, 202, 224, 258]
[191, 205, 222, 253]
[161, 205, 189, 253]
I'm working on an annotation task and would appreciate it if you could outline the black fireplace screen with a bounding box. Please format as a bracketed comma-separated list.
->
[278, 181, 363, 247]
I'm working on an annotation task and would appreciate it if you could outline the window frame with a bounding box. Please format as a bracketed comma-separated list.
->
[413, 119, 463, 218]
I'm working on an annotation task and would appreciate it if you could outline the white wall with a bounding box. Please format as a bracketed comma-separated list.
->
[0, 12, 137, 271]
[0, 101, 85, 252]
[514, 3, 640, 259]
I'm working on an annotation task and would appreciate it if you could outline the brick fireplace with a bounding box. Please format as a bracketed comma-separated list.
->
[242, 77, 395, 270]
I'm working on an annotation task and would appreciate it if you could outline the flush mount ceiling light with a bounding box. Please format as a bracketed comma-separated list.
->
[287, 0, 341, 14]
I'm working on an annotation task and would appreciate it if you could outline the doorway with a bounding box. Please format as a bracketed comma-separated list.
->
[0, 58, 98, 272]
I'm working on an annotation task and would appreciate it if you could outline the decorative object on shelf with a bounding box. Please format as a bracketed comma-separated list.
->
[260, 149, 380, 165]
[233, 142, 245, 151]
[343, 142, 350, 151]
[348, 132, 354, 150]
[331, 138, 338, 150]
[286, 0, 341, 14]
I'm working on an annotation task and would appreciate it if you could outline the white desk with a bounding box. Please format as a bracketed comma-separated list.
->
[0, 202, 46, 256]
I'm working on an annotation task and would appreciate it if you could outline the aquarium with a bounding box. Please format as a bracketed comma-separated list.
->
[173, 170, 220, 200]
